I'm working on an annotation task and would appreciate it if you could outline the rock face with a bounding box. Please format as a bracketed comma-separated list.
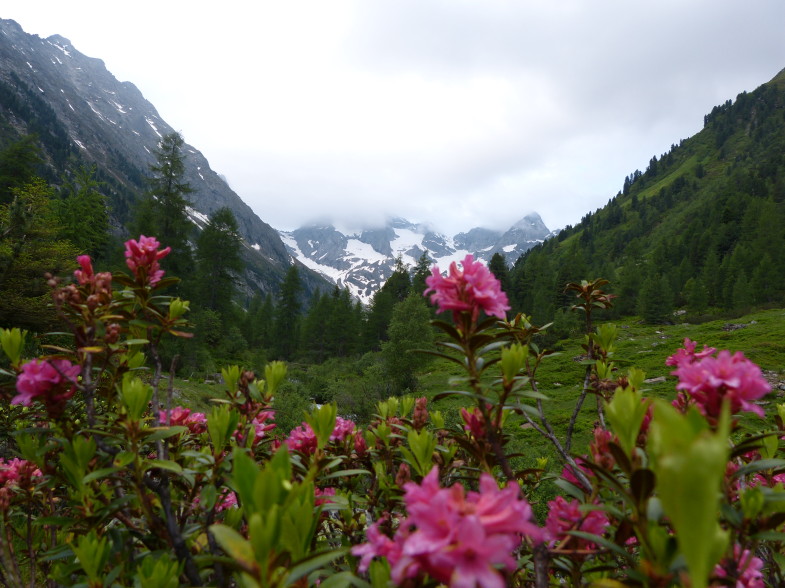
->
[280, 213, 553, 303]
[0, 18, 328, 298]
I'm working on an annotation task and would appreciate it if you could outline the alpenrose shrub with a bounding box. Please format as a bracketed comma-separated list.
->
[0, 241, 783, 587]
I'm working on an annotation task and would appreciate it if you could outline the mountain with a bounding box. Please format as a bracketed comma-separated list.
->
[279, 214, 551, 302]
[0, 18, 329, 299]
[509, 67, 785, 324]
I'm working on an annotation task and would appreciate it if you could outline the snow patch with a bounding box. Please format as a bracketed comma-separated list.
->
[502, 244, 517, 253]
[49, 41, 71, 56]
[73, 139, 86, 150]
[186, 206, 210, 226]
[145, 116, 162, 138]
[252, 243, 261, 251]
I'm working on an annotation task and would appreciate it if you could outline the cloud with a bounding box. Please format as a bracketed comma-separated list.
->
[6, 1, 785, 236]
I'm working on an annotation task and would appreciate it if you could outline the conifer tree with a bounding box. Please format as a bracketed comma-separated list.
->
[381, 294, 434, 394]
[0, 135, 42, 204]
[195, 207, 243, 315]
[133, 132, 194, 281]
[54, 165, 109, 258]
[273, 265, 302, 360]
[488, 252, 511, 296]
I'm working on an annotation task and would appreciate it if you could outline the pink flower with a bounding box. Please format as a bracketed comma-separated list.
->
[353, 467, 541, 587]
[672, 348, 770, 418]
[315, 487, 336, 506]
[352, 518, 403, 574]
[589, 427, 616, 470]
[0, 458, 42, 487]
[560, 457, 593, 487]
[73, 255, 94, 285]
[13, 359, 80, 406]
[354, 432, 368, 457]
[544, 496, 610, 550]
[250, 411, 276, 443]
[286, 417, 356, 453]
[461, 406, 486, 439]
[286, 423, 319, 454]
[159, 407, 208, 434]
[124, 235, 171, 286]
[330, 416, 356, 442]
[714, 544, 765, 588]
[666, 338, 717, 367]
[424, 255, 510, 321]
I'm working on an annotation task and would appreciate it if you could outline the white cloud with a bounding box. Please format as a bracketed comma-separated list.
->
[5, 0, 785, 235]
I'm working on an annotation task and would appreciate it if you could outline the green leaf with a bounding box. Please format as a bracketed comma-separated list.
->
[82, 467, 119, 484]
[321, 469, 371, 480]
[285, 548, 349, 585]
[144, 426, 188, 442]
[147, 459, 183, 474]
[210, 524, 255, 568]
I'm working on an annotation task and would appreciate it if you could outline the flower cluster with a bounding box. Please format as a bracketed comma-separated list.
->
[713, 544, 765, 588]
[0, 457, 42, 488]
[669, 339, 771, 418]
[353, 467, 542, 587]
[53, 255, 113, 313]
[159, 406, 208, 435]
[12, 358, 80, 408]
[544, 496, 610, 551]
[424, 254, 510, 322]
[461, 406, 486, 439]
[285, 416, 357, 454]
[124, 235, 171, 286]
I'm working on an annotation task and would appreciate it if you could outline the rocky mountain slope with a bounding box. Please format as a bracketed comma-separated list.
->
[0, 18, 328, 298]
[280, 214, 553, 302]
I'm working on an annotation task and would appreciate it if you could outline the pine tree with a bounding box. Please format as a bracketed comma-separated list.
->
[195, 207, 243, 315]
[54, 165, 109, 258]
[488, 253, 511, 297]
[133, 132, 194, 281]
[411, 252, 432, 296]
[381, 294, 434, 394]
[0, 136, 42, 205]
[273, 265, 302, 360]
[0, 179, 78, 330]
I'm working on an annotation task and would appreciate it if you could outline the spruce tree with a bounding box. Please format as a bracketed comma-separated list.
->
[133, 132, 194, 281]
[273, 265, 302, 360]
[195, 207, 243, 315]
[54, 165, 109, 258]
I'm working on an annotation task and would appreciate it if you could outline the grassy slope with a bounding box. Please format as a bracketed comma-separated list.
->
[421, 308, 785, 472]
[166, 308, 785, 473]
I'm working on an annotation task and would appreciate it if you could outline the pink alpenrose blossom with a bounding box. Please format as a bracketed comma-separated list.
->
[13, 359, 80, 407]
[713, 544, 765, 588]
[424, 254, 510, 322]
[544, 496, 610, 550]
[352, 467, 542, 587]
[124, 235, 171, 286]
[665, 337, 717, 367]
[73, 255, 94, 285]
[0, 458, 42, 488]
[671, 347, 771, 419]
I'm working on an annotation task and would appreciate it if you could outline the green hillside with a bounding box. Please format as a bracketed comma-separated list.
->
[510, 67, 785, 325]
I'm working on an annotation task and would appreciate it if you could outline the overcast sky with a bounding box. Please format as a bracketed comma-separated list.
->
[5, 1, 785, 235]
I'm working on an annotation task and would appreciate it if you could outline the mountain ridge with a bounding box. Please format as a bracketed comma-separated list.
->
[0, 18, 329, 299]
[280, 213, 553, 302]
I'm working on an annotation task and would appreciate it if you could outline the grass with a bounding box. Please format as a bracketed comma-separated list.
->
[418, 308, 785, 472]
[164, 308, 785, 469]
